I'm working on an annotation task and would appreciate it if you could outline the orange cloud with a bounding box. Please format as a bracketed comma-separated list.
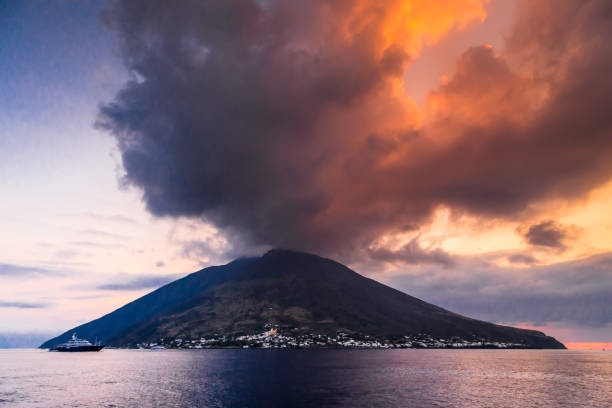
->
[100, 0, 612, 262]
[343, 0, 488, 56]
[424, 46, 546, 130]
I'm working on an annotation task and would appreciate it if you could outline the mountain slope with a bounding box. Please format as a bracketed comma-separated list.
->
[41, 249, 564, 349]
[39, 257, 255, 349]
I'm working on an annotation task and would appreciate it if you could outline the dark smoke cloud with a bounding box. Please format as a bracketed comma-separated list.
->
[98, 0, 612, 258]
[520, 220, 577, 250]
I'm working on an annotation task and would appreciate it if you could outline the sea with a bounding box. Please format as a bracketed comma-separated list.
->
[0, 349, 610, 407]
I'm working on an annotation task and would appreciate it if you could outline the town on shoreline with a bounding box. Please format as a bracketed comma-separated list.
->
[127, 326, 533, 350]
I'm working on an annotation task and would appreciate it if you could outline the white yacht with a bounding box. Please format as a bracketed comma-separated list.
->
[53, 333, 104, 352]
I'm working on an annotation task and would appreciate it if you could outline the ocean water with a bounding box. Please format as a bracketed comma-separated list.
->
[0, 349, 610, 407]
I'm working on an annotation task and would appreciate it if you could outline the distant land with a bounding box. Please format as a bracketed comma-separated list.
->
[0, 332, 57, 348]
[41, 249, 565, 349]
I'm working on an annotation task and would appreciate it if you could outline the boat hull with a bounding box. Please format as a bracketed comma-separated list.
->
[53, 345, 104, 352]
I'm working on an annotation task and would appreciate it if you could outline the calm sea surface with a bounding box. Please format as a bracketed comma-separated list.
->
[0, 349, 610, 407]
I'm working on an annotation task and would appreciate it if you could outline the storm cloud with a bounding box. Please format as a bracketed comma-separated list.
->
[507, 253, 538, 265]
[98, 0, 612, 258]
[389, 252, 612, 328]
[520, 220, 577, 250]
[368, 237, 456, 267]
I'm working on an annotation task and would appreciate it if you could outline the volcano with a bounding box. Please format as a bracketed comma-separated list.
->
[41, 249, 564, 349]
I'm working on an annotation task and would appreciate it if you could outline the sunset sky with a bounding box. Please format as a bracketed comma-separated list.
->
[1, 0, 611, 346]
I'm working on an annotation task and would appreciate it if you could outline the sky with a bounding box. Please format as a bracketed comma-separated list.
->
[0, 0, 611, 346]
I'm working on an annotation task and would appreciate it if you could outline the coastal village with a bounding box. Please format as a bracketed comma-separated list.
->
[134, 325, 528, 350]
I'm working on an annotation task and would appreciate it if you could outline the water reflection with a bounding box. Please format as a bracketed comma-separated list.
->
[0, 349, 610, 407]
